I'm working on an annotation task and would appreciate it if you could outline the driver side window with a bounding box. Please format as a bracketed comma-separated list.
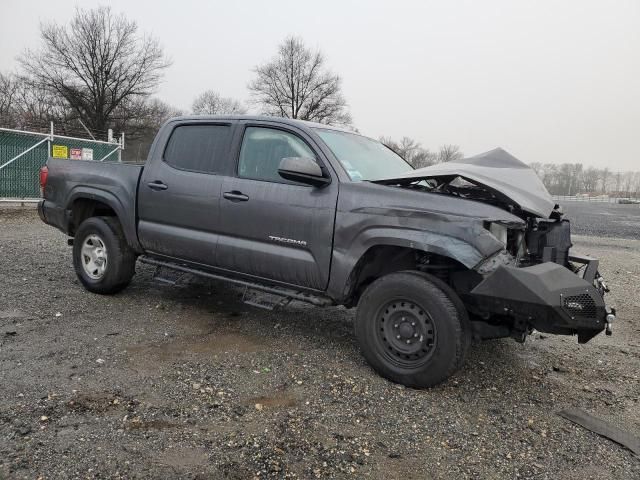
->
[238, 127, 317, 183]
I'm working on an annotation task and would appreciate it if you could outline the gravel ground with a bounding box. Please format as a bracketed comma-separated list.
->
[0, 206, 639, 479]
[561, 201, 640, 240]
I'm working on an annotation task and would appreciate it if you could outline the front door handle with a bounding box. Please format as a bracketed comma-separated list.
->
[147, 181, 168, 191]
[223, 191, 249, 202]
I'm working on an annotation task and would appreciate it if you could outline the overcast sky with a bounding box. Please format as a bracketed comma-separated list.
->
[1, 0, 638, 170]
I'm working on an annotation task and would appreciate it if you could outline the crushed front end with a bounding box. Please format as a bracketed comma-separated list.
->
[375, 148, 615, 343]
[464, 216, 615, 343]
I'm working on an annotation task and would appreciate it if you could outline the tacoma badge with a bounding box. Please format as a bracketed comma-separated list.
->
[268, 235, 307, 247]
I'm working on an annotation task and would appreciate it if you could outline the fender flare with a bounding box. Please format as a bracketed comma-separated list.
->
[65, 186, 142, 252]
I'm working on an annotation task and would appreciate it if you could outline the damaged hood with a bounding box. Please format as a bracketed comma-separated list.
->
[377, 148, 555, 218]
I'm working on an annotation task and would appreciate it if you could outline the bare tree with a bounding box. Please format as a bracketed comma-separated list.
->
[582, 167, 600, 193]
[0, 71, 76, 130]
[634, 172, 640, 198]
[410, 149, 439, 169]
[623, 171, 634, 196]
[0, 72, 19, 125]
[380, 136, 438, 168]
[380, 136, 418, 160]
[19, 6, 170, 134]
[437, 144, 463, 163]
[111, 97, 181, 139]
[529, 162, 543, 176]
[115, 97, 182, 162]
[600, 167, 610, 194]
[192, 90, 247, 115]
[248, 36, 351, 125]
[614, 171, 622, 194]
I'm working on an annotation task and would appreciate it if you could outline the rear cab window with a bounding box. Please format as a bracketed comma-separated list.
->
[163, 124, 232, 174]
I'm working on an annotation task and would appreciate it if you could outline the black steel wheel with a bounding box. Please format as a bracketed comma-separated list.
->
[355, 271, 470, 388]
[376, 299, 437, 367]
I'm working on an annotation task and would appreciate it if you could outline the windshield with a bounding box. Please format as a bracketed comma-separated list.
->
[315, 129, 414, 181]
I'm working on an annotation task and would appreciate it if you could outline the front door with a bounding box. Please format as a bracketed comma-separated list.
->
[137, 121, 234, 266]
[216, 124, 338, 290]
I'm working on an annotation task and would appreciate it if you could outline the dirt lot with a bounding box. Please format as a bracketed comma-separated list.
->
[0, 206, 639, 479]
[562, 201, 640, 240]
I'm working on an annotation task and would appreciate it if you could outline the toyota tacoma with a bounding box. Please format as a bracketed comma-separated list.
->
[37, 116, 615, 387]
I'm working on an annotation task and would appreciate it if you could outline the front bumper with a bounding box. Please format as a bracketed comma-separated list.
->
[469, 258, 612, 343]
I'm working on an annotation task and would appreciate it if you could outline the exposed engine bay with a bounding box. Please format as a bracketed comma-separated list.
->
[375, 147, 557, 219]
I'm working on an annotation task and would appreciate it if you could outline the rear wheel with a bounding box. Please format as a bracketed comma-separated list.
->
[73, 216, 136, 294]
[355, 271, 470, 388]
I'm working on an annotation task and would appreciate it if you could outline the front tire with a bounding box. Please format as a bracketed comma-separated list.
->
[355, 271, 470, 388]
[73, 216, 136, 294]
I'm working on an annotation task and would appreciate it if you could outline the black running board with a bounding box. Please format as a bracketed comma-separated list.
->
[138, 256, 334, 307]
[241, 288, 292, 311]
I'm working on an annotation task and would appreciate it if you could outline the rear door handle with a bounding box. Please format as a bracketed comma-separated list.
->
[223, 191, 249, 202]
[147, 181, 168, 191]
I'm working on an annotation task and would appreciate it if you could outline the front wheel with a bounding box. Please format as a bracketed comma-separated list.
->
[72, 216, 136, 294]
[355, 271, 470, 388]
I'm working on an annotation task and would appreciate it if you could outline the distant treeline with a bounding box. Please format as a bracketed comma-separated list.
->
[530, 163, 640, 197]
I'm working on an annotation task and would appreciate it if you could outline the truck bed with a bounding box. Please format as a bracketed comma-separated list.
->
[40, 158, 144, 248]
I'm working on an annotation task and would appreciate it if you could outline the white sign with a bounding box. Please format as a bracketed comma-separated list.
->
[81, 148, 94, 160]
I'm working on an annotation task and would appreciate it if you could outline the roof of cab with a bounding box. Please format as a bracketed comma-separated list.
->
[168, 115, 354, 134]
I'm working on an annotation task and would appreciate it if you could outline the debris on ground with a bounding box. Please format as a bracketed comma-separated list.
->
[558, 408, 640, 457]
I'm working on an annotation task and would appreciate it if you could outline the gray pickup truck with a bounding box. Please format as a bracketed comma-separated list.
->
[38, 115, 615, 388]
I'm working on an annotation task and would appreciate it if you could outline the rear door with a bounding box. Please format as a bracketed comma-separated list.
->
[216, 122, 338, 290]
[137, 121, 235, 266]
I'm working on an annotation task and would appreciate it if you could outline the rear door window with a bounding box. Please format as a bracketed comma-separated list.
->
[163, 124, 231, 173]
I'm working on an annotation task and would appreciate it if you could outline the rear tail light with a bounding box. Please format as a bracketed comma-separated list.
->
[39, 165, 48, 197]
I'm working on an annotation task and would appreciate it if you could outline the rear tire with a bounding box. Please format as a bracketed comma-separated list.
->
[73, 216, 136, 294]
[355, 271, 470, 388]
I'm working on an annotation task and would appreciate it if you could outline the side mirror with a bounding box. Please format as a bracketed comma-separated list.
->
[278, 156, 330, 187]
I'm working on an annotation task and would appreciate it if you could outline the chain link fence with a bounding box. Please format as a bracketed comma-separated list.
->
[0, 125, 123, 200]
